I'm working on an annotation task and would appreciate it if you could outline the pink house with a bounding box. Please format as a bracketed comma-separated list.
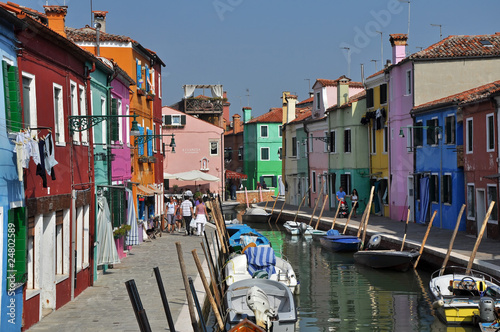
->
[162, 106, 224, 195]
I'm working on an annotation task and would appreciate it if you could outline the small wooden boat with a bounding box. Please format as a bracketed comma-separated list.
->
[310, 230, 327, 241]
[242, 207, 271, 223]
[229, 318, 265, 332]
[226, 224, 271, 252]
[224, 246, 299, 294]
[353, 249, 419, 272]
[283, 221, 313, 235]
[224, 279, 297, 332]
[429, 266, 500, 326]
[319, 230, 361, 252]
[479, 321, 500, 332]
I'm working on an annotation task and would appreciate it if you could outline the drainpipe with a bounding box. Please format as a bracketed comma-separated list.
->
[71, 189, 76, 300]
[304, 123, 310, 207]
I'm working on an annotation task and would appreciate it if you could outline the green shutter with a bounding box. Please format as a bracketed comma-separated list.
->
[181, 115, 186, 125]
[111, 98, 119, 142]
[164, 115, 171, 125]
[8, 207, 26, 286]
[7, 66, 21, 132]
[2, 61, 11, 131]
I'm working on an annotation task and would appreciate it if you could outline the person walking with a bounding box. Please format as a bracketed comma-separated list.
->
[351, 189, 359, 217]
[194, 197, 208, 237]
[180, 195, 194, 235]
[166, 197, 177, 233]
[174, 197, 183, 232]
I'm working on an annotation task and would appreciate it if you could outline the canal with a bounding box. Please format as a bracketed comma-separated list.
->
[236, 220, 480, 332]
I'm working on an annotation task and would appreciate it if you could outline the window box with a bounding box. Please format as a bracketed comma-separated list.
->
[148, 156, 157, 163]
[137, 89, 147, 96]
[146, 93, 155, 101]
[138, 156, 148, 163]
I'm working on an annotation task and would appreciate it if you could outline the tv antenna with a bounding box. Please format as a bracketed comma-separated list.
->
[245, 88, 250, 106]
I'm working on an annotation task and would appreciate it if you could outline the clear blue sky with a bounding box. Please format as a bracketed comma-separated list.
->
[11, 0, 500, 118]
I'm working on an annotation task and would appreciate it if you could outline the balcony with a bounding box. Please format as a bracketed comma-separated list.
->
[184, 96, 223, 115]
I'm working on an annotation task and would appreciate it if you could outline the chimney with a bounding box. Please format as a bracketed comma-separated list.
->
[93, 11, 108, 33]
[43, 6, 68, 37]
[337, 76, 350, 106]
[242, 107, 252, 123]
[233, 114, 241, 133]
[285, 94, 297, 124]
[281, 91, 290, 124]
[390, 33, 408, 65]
[223, 91, 230, 123]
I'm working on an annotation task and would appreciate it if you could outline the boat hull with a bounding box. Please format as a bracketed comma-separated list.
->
[320, 235, 360, 252]
[226, 224, 271, 252]
[353, 250, 419, 272]
[283, 221, 313, 235]
[242, 208, 271, 223]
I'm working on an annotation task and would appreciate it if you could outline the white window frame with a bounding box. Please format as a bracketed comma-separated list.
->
[316, 92, 321, 110]
[260, 147, 270, 161]
[279, 125, 282, 137]
[27, 214, 42, 294]
[158, 73, 162, 99]
[55, 209, 70, 276]
[83, 205, 89, 268]
[487, 113, 495, 152]
[171, 114, 182, 126]
[406, 127, 413, 153]
[79, 85, 88, 145]
[70, 81, 79, 144]
[442, 173, 452, 205]
[126, 105, 131, 147]
[466, 118, 473, 154]
[445, 114, 456, 145]
[323, 131, 328, 153]
[22, 72, 37, 131]
[76, 206, 83, 271]
[467, 183, 475, 220]
[406, 70, 412, 95]
[260, 125, 268, 138]
[53, 83, 65, 145]
[296, 139, 300, 159]
[210, 140, 219, 156]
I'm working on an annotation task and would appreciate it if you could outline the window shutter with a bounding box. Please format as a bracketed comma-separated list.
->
[3, 62, 22, 132]
[111, 189, 124, 228]
[111, 98, 119, 142]
[9, 207, 27, 286]
[181, 115, 186, 125]
[136, 59, 142, 89]
[138, 127, 144, 155]
[147, 129, 153, 156]
[164, 115, 171, 125]
[272, 176, 277, 188]
[145, 65, 150, 93]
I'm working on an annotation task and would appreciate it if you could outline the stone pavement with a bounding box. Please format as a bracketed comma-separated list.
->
[27, 225, 217, 332]
[258, 201, 500, 278]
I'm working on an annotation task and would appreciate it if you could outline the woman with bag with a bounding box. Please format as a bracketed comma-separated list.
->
[194, 196, 208, 236]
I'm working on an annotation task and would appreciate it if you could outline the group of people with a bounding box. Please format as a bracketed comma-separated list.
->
[164, 191, 209, 237]
[336, 187, 359, 217]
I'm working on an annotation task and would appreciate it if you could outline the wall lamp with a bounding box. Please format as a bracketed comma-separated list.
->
[69, 114, 140, 136]
[135, 133, 176, 153]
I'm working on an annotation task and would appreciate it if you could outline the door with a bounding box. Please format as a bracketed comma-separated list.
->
[408, 176, 414, 222]
[476, 189, 486, 237]
[41, 212, 56, 311]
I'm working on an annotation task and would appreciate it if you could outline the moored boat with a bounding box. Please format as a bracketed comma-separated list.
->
[242, 207, 271, 223]
[319, 229, 361, 252]
[224, 278, 297, 332]
[283, 221, 313, 235]
[310, 230, 327, 241]
[429, 266, 500, 326]
[226, 224, 271, 252]
[229, 318, 265, 332]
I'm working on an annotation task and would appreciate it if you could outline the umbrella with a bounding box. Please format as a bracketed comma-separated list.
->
[163, 172, 177, 179]
[171, 170, 220, 182]
[96, 196, 120, 266]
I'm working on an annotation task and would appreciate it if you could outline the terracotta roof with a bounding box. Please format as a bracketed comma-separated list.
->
[410, 33, 500, 60]
[246, 108, 282, 124]
[314, 76, 364, 89]
[297, 96, 313, 105]
[92, 10, 108, 18]
[1, 2, 47, 23]
[290, 109, 312, 123]
[327, 90, 366, 111]
[412, 80, 500, 113]
[66, 26, 136, 43]
[366, 68, 385, 80]
[43, 5, 67, 15]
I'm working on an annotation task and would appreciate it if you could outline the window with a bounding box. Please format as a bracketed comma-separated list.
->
[466, 118, 473, 153]
[406, 127, 413, 152]
[344, 129, 351, 153]
[330, 130, 336, 153]
[125, 105, 130, 147]
[487, 113, 495, 152]
[101, 97, 107, 145]
[371, 127, 376, 154]
[76, 207, 83, 270]
[340, 173, 351, 195]
[278, 147, 282, 160]
[312, 171, 316, 193]
[79, 86, 88, 144]
[210, 141, 219, 155]
[427, 118, 439, 145]
[70, 82, 79, 143]
[260, 175, 277, 188]
[297, 139, 300, 159]
[22, 73, 37, 131]
[324, 131, 329, 152]
[53, 84, 64, 144]
[260, 125, 268, 138]
[55, 210, 69, 276]
[279, 125, 282, 137]
[383, 126, 388, 153]
[430, 174, 439, 203]
[445, 115, 456, 145]
[260, 147, 270, 160]
[366, 88, 374, 108]
[292, 137, 297, 157]
[136, 59, 143, 90]
[117, 100, 123, 143]
[316, 92, 321, 110]
[153, 123, 157, 152]
[83, 205, 89, 267]
[224, 147, 233, 162]
[442, 174, 452, 204]
[238, 146, 243, 160]
[380, 84, 388, 105]
[487, 185, 498, 221]
[158, 73, 162, 99]
[406, 70, 412, 95]
[414, 121, 423, 147]
[467, 184, 475, 219]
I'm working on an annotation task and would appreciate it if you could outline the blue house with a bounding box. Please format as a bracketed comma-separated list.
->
[0, 9, 25, 331]
[411, 103, 464, 230]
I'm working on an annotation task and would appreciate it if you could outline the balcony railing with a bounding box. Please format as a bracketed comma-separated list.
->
[184, 97, 223, 114]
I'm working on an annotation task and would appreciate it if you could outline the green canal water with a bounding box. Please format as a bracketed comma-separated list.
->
[240, 221, 480, 332]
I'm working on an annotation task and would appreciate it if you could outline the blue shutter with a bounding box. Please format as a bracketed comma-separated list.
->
[147, 129, 153, 156]
[136, 59, 142, 89]
[138, 127, 144, 155]
[145, 65, 150, 93]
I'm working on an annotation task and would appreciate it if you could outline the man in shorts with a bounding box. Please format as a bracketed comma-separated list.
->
[180, 195, 194, 235]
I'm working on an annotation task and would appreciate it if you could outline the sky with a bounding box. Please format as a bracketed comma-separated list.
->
[10, 0, 500, 118]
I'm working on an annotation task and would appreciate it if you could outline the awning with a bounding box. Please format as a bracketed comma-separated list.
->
[137, 185, 155, 196]
[226, 170, 248, 180]
[148, 184, 163, 195]
[484, 173, 500, 179]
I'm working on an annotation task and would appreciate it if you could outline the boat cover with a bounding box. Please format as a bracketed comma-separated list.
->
[245, 246, 276, 278]
[327, 229, 340, 236]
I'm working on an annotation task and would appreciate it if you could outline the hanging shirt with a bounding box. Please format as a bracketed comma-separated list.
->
[44, 133, 58, 177]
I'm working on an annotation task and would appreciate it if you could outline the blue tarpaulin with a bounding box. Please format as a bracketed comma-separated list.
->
[245, 246, 276, 278]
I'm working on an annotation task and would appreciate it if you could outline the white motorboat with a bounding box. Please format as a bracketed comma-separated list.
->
[283, 221, 313, 235]
[224, 246, 299, 295]
[224, 279, 297, 332]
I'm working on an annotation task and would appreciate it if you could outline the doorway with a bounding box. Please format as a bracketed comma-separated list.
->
[407, 176, 414, 222]
[476, 189, 486, 237]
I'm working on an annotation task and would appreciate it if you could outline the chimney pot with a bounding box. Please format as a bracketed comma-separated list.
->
[93, 11, 108, 33]
[43, 6, 68, 37]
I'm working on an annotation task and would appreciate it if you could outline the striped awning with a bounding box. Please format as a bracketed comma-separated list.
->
[137, 185, 155, 196]
[148, 184, 163, 195]
[226, 170, 247, 180]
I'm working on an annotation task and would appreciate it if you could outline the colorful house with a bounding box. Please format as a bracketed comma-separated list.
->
[364, 69, 389, 216]
[243, 107, 283, 194]
[224, 111, 247, 195]
[327, 81, 369, 212]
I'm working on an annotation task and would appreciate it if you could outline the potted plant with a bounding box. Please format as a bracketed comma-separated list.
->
[114, 224, 131, 259]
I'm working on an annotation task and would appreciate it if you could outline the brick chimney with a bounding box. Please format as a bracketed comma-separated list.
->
[233, 114, 242, 133]
[390, 33, 408, 65]
[223, 91, 230, 123]
[93, 11, 108, 33]
[43, 6, 67, 37]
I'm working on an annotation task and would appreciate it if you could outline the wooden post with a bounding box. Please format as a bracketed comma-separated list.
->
[400, 208, 411, 251]
[308, 191, 323, 226]
[201, 241, 222, 310]
[259, 187, 263, 202]
[440, 204, 465, 274]
[192, 249, 225, 331]
[330, 199, 342, 230]
[244, 187, 249, 208]
[293, 182, 313, 223]
[343, 201, 357, 234]
[175, 242, 199, 332]
[356, 205, 368, 238]
[413, 210, 437, 269]
[315, 195, 329, 230]
[466, 201, 495, 274]
[267, 194, 280, 224]
[275, 192, 288, 224]
[360, 186, 375, 250]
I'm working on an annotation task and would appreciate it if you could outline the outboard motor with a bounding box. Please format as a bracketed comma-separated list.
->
[299, 222, 308, 234]
[367, 234, 382, 249]
[479, 297, 496, 322]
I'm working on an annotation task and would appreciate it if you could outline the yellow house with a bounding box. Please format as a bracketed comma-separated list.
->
[364, 69, 389, 216]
